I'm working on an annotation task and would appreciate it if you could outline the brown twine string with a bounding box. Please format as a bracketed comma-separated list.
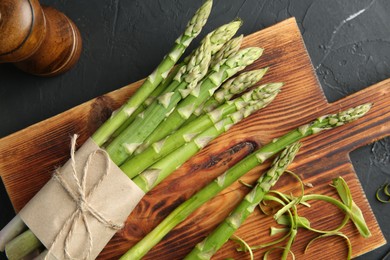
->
[45, 135, 124, 260]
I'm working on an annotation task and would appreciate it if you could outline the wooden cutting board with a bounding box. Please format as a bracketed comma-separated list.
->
[0, 18, 389, 259]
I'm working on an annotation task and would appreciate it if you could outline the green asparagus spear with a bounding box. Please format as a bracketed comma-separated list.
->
[120, 103, 371, 260]
[137, 47, 264, 152]
[108, 65, 184, 143]
[107, 47, 263, 165]
[106, 36, 213, 165]
[184, 19, 243, 64]
[121, 83, 282, 178]
[91, 0, 213, 146]
[109, 20, 242, 144]
[210, 35, 243, 68]
[137, 67, 268, 154]
[184, 143, 301, 260]
[144, 19, 242, 105]
[181, 35, 246, 126]
[130, 84, 282, 191]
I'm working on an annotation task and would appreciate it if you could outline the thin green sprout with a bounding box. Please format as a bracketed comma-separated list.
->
[230, 235, 254, 260]
[304, 232, 352, 260]
[376, 183, 390, 203]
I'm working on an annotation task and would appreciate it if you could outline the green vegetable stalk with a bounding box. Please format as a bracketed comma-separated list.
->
[184, 142, 301, 260]
[91, 0, 213, 146]
[130, 84, 282, 192]
[132, 47, 264, 155]
[105, 35, 213, 165]
[109, 20, 243, 143]
[144, 67, 268, 147]
[121, 82, 281, 179]
[106, 47, 263, 165]
[119, 103, 371, 260]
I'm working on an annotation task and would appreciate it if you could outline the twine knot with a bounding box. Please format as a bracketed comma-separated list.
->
[77, 198, 88, 213]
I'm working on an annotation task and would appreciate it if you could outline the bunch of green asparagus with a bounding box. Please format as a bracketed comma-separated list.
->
[0, 0, 287, 258]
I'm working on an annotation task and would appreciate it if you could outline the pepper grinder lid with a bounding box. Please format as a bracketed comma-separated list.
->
[0, 0, 82, 76]
[0, 0, 46, 62]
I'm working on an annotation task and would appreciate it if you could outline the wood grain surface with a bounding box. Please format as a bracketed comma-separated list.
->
[0, 18, 389, 259]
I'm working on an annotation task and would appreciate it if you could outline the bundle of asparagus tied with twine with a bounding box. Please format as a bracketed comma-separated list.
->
[0, 0, 290, 258]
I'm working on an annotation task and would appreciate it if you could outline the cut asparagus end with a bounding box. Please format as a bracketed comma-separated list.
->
[0, 215, 27, 252]
[5, 230, 42, 260]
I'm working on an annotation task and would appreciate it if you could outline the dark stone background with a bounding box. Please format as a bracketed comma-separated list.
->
[0, 0, 389, 259]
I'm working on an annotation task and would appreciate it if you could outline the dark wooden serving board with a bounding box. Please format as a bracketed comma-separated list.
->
[0, 18, 389, 259]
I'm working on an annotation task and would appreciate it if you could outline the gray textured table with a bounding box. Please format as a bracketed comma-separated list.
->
[1, 0, 389, 259]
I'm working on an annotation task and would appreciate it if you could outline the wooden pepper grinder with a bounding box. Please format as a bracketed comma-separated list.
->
[0, 0, 82, 76]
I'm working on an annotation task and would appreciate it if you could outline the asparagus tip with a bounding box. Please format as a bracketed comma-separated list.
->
[264, 82, 283, 92]
[338, 102, 372, 124]
[233, 17, 244, 27]
[185, 0, 213, 38]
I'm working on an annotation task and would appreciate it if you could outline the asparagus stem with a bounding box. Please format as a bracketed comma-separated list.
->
[184, 143, 301, 260]
[5, 230, 41, 260]
[139, 47, 264, 151]
[131, 85, 281, 192]
[0, 215, 26, 252]
[106, 36, 213, 165]
[121, 83, 282, 179]
[143, 36, 245, 146]
[91, 0, 213, 146]
[146, 69, 268, 143]
[108, 64, 185, 143]
[132, 118, 235, 193]
[119, 103, 371, 260]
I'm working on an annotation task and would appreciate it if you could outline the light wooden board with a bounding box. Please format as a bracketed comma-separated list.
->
[0, 18, 389, 259]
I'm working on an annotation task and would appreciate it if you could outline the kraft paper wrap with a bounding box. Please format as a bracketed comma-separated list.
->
[19, 137, 145, 259]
